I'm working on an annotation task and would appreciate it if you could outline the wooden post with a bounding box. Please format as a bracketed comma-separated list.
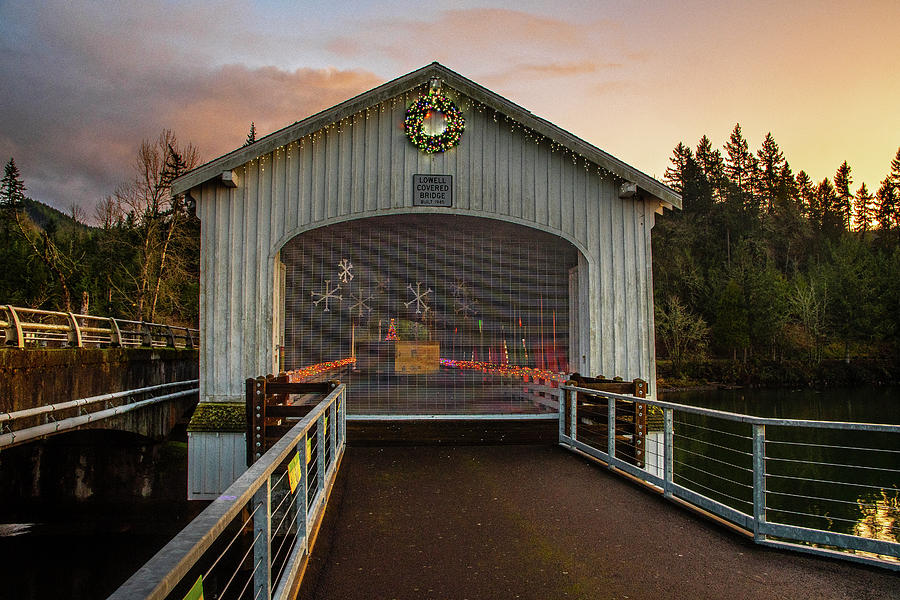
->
[632, 378, 647, 468]
[246, 376, 267, 465]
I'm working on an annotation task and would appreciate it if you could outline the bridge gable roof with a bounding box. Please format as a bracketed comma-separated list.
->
[171, 62, 681, 210]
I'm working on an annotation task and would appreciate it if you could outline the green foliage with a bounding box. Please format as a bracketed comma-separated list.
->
[656, 132, 900, 371]
[244, 122, 257, 146]
[655, 295, 709, 376]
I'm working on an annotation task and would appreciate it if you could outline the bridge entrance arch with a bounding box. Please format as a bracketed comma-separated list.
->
[172, 62, 680, 496]
[279, 214, 580, 417]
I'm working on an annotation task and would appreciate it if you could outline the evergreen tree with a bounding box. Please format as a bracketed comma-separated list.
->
[876, 176, 899, 230]
[695, 135, 726, 202]
[891, 147, 900, 187]
[664, 142, 694, 195]
[825, 236, 879, 362]
[796, 170, 816, 220]
[1, 157, 27, 210]
[875, 148, 900, 234]
[245, 122, 257, 146]
[833, 161, 853, 231]
[853, 183, 874, 233]
[664, 142, 709, 212]
[724, 123, 759, 212]
[756, 132, 785, 214]
[817, 178, 843, 236]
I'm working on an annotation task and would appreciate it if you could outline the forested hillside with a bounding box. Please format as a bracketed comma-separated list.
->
[654, 125, 899, 381]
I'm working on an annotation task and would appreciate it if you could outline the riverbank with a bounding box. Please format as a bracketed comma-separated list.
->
[657, 357, 900, 392]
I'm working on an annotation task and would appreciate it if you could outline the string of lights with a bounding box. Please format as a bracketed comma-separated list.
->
[287, 357, 356, 382]
[439, 358, 566, 383]
[404, 88, 465, 154]
[242, 84, 621, 182]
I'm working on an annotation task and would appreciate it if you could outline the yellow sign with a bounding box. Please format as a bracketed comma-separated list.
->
[306, 436, 312, 464]
[287, 451, 301, 493]
[394, 341, 440, 374]
[183, 576, 203, 600]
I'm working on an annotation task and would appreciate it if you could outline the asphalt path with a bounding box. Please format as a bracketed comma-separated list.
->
[300, 444, 898, 599]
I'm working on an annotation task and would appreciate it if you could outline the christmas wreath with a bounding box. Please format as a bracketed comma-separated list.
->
[404, 91, 465, 154]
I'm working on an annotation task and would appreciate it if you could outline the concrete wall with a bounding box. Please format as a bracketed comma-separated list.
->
[0, 347, 199, 415]
[0, 348, 199, 442]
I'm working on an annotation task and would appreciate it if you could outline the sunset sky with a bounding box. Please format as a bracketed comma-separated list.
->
[1, 0, 898, 218]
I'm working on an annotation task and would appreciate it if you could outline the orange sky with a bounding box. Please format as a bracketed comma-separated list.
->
[1, 1, 897, 214]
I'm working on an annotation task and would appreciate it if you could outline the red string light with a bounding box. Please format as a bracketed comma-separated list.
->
[439, 358, 565, 383]
[287, 357, 356, 382]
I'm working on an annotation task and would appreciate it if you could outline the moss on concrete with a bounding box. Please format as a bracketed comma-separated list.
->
[187, 402, 246, 432]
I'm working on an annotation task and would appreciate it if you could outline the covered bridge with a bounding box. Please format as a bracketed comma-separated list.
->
[171, 62, 680, 498]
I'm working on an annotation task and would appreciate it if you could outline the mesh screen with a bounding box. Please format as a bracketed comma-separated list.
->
[281, 215, 577, 415]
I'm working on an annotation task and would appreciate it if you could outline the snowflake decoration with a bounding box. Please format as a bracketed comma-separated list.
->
[454, 296, 478, 317]
[449, 280, 469, 297]
[337, 258, 354, 284]
[311, 279, 342, 312]
[349, 291, 374, 318]
[374, 275, 391, 294]
[404, 281, 432, 315]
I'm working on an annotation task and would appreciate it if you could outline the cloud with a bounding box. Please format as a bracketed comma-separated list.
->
[325, 8, 628, 86]
[0, 2, 381, 217]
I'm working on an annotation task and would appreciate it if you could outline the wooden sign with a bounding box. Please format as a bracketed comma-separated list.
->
[395, 341, 440, 374]
[413, 174, 452, 206]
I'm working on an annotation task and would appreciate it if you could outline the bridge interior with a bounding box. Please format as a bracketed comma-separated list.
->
[282, 215, 578, 416]
[299, 444, 898, 600]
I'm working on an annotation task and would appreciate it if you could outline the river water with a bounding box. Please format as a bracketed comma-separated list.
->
[660, 385, 900, 424]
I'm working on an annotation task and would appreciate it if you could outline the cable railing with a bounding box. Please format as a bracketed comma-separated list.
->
[0, 380, 199, 448]
[108, 383, 346, 600]
[558, 384, 900, 570]
[0, 305, 198, 349]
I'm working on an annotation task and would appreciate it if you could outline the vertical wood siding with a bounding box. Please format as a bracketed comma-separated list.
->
[196, 89, 659, 405]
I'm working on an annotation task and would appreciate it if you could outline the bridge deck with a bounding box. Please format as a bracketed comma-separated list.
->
[300, 444, 898, 600]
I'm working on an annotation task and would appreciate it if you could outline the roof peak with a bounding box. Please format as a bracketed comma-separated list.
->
[171, 62, 679, 209]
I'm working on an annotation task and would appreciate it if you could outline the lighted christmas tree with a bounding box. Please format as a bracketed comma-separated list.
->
[384, 318, 398, 341]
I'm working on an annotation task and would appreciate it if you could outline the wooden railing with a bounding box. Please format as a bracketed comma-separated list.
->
[0, 305, 198, 349]
[245, 373, 341, 465]
[564, 373, 647, 467]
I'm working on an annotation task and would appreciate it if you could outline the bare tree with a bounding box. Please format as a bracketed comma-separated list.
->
[115, 130, 199, 321]
[93, 195, 124, 229]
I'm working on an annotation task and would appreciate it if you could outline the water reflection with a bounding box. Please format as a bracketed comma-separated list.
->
[662, 386, 900, 559]
[855, 489, 900, 559]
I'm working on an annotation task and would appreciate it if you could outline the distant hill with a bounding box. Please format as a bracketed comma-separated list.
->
[21, 197, 92, 233]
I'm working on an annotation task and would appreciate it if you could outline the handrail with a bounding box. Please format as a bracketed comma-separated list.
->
[0, 379, 199, 423]
[0, 304, 199, 349]
[558, 384, 900, 570]
[0, 380, 200, 448]
[565, 384, 900, 433]
[109, 383, 346, 600]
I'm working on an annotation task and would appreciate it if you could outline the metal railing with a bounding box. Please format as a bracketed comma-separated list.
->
[0, 380, 199, 448]
[559, 384, 900, 570]
[108, 383, 347, 600]
[0, 305, 199, 349]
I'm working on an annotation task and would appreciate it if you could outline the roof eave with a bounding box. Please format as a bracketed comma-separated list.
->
[171, 62, 681, 209]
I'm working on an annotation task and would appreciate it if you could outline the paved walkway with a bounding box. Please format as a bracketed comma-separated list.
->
[300, 444, 898, 600]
